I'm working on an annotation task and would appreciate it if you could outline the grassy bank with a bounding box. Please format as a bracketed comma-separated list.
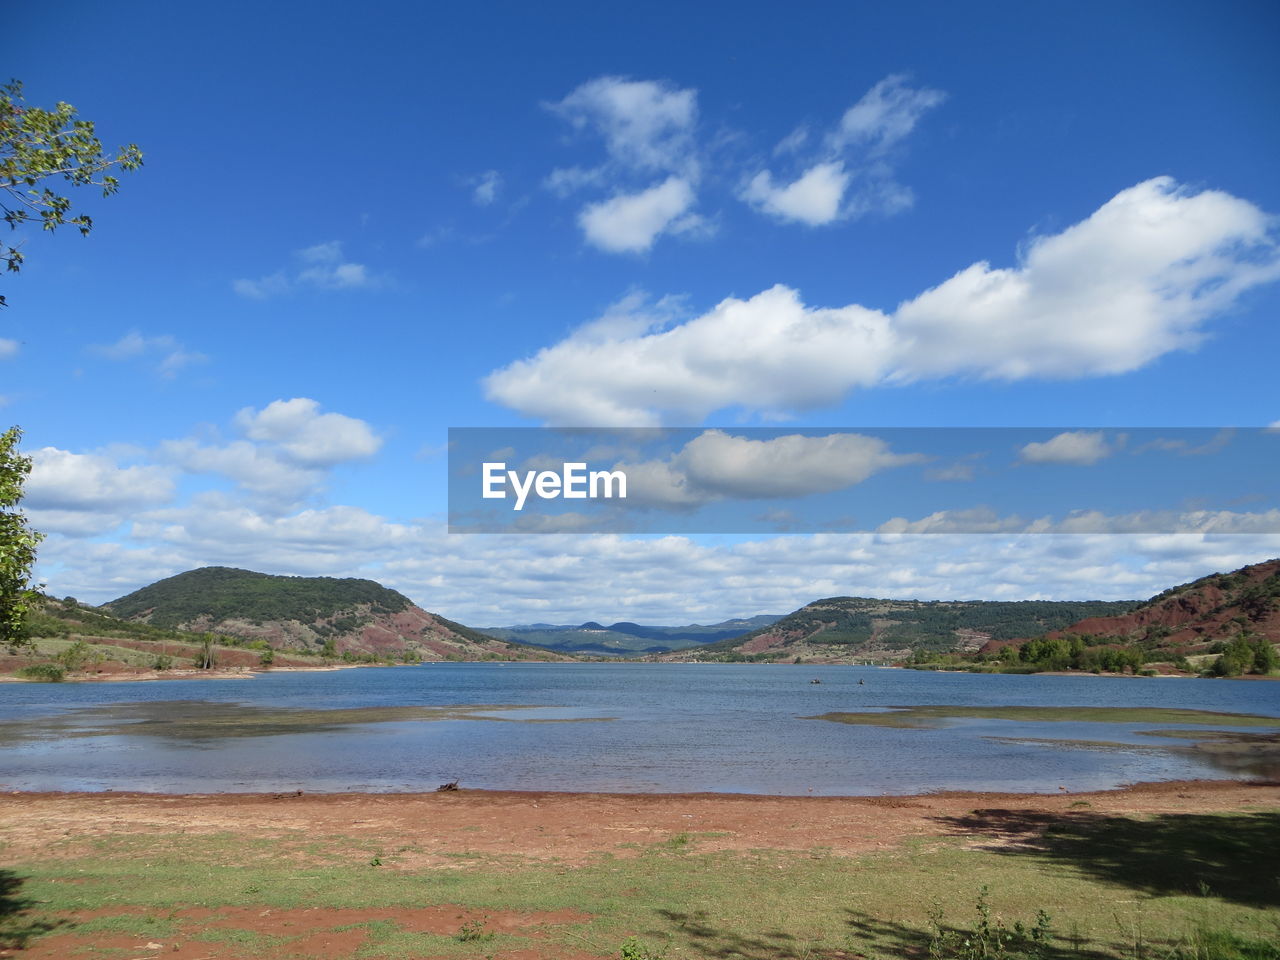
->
[2, 801, 1277, 958]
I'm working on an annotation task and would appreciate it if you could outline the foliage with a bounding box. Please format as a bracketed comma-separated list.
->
[1, 79, 143, 307]
[1, 427, 43, 648]
[104, 566, 413, 628]
[16, 662, 63, 682]
[54, 638, 95, 671]
[927, 887, 1052, 960]
[1207, 636, 1277, 677]
[193, 635, 216, 670]
[619, 936, 667, 960]
[25, 593, 237, 647]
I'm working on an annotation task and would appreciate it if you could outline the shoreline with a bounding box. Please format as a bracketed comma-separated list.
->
[0, 662, 379, 683]
[5, 775, 1276, 803]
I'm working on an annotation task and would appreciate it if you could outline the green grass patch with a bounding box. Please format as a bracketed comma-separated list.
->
[2, 808, 1278, 958]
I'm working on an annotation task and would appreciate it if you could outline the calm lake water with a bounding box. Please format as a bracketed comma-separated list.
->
[1, 663, 1277, 794]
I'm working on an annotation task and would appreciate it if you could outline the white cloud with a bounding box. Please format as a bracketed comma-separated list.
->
[25, 447, 176, 517]
[91, 331, 208, 379]
[161, 439, 323, 510]
[830, 74, 947, 154]
[32, 504, 1280, 626]
[233, 241, 380, 298]
[0, 338, 18, 359]
[742, 162, 851, 226]
[157, 399, 382, 512]
[232, 272, 291, 299]
[233, 397, 382, 466]
[1019, 431, 1112, 466]
[548, 76, 697, 175]
[544, 166, 606, 197]
[487, 178, 1280, 424]
[743, 75, 945, 226]
[546, 77, 703, 253]
[578, 177, 699, 253]
[622, 430, 923, 507]
[876, 506, 1280, 536]
[472, 170, 503, 206]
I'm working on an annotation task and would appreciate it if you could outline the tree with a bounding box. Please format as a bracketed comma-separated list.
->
[1, 426, 43, 648]
[2, 79, 143, 307]
[1, 84, 141, 644]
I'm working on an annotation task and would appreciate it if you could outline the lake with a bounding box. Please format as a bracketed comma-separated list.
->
[1, 663, 1277, 794]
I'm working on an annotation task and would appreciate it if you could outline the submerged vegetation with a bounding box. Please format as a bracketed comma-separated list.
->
[807, 705, 1280, 729]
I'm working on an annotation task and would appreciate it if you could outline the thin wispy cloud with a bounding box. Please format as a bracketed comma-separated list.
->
[233, 241, 382, 298]
[91, 331, 208, 379]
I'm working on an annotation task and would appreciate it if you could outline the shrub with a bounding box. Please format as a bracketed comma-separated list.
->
[927, 887, 1052, 960]
[18, 663, 65, 682]
[620, 937, 667, 960]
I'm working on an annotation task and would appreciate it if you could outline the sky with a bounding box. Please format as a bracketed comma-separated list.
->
[4, 0, 1279, 625]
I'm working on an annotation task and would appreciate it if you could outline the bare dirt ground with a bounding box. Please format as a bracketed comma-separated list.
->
[4, 779, 1278, 867]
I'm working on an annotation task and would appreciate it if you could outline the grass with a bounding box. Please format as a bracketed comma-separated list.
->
[808, 705, 1280, 729]
[1, 806, 1278, 958]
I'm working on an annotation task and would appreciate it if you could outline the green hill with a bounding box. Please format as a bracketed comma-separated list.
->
[101, 567, 568, 661]
[671, 597, 1139, 663]
[105, 566, 412, 628]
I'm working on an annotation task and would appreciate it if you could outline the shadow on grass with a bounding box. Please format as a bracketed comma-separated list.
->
[0, 869, 64, 950]
[650, 908, 1115, 960]
[933, 807, 1280, 907]
[844, 911, 1114, 960]
[654, 908, 835, 960]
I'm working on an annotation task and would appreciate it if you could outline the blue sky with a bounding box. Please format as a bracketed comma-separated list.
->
[5, 0, 1279, 623]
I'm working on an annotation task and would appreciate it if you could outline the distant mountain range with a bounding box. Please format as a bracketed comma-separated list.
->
[20, 560, 1278, 677]
[104, 566, 566, 661]
[483, 615, 783, 655]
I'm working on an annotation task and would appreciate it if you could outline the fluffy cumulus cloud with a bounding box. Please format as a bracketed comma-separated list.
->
[1019, 431, 1113, 466]
[743, 75, 945, 226]
[164, 398, 382, 512]
[545, 76, 702, 253]
[233, 398, 382, 467]
[233, 241, 380, 298]
[742, 162, 850, 227]
[91, 331, 208, 378]
[24, 448, 178, 536]
[621, 430, 923, 507]
[487, 178, 1280, 424]
[578, 177, 699, 253]
[25, 399, 382, 542]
